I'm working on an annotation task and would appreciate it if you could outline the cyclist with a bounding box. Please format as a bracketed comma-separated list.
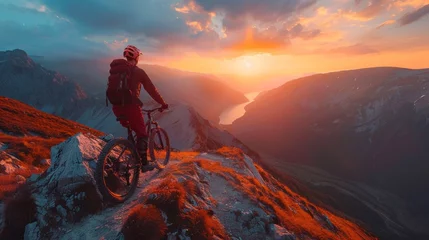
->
[108, 45, 168, 172]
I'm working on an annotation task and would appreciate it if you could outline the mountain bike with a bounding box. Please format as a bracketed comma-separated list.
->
[95, 107, 171, 203]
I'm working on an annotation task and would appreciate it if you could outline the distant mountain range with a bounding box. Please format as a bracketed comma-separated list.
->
[231, 67, 429, 239]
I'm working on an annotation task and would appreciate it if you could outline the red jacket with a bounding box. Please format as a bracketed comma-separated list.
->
[109, 59, 166, 106]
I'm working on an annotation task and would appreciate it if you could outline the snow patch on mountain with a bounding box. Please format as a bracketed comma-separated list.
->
[354, 98, 387, 133]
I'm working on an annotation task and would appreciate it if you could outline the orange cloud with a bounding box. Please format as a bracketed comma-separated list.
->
[395, 0, 429, 9]
[103, 38, 129, 51]
[186, 21, 204, 33]
[25, 3, 48, 13]
[376, 19, 396, 29]
[317, 7, 328, 16]
[174, 6, 190, 14]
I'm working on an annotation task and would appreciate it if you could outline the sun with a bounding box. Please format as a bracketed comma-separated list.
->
[244, 60, 252, 69]
[232, 55, 265, 76]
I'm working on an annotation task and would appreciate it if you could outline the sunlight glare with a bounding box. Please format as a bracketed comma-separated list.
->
[228, 54, 271, 76]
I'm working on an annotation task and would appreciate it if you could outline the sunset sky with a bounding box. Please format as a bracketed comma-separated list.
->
[1, 0, 429, 77]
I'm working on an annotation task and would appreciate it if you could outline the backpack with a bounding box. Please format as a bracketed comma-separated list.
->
[106, 59, 135, 106]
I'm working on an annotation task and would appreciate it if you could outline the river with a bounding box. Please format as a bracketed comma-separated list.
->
[219, 91, 260, 125]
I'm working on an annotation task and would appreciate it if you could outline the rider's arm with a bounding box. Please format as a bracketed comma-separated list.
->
[137, 68, 167, 105]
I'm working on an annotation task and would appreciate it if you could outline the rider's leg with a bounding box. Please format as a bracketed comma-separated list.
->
[112, 105, 129, 127]
[126, 105, 149, 165]
[136, 136, 148, 165]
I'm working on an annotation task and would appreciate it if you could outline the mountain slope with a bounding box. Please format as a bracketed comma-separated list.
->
[0, 96, 102, 199]
[0, 50, 87, 115]
[1, 133, 374, 239]
[231, 67, 429, 239]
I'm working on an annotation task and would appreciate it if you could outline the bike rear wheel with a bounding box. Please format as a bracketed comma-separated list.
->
[95, 139, 140, 203]
[148, 128, 170, 169]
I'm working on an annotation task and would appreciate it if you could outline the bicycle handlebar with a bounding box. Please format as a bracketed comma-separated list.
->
[142, 107, 165, 114]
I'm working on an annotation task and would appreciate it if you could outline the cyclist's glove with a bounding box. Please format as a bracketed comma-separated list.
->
[161, 103, 169, 110]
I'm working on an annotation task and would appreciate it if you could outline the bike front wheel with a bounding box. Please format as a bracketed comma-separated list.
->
[148, 127, 171, 169]
[95, 139, 140, 203]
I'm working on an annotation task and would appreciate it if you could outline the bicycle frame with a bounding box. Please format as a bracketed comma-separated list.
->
[145, 111, 160, 136]
[145, 109, 166, 150]
[126, 108, 166, 150]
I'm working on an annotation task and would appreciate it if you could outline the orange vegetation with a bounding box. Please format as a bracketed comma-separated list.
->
[183, 209, 229, 240]
[0, 97, 102, 165]
[0, 134, 62, 165]
[0, 97, 101, 138]
[214, 147, 245, 162]
[169, 151, 200, 162]
[121, 205, 167, 240]
[145, 177, 187, 225]
[130, 177, 229, 239]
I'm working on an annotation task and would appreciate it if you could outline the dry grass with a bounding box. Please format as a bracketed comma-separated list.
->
[214, 147, 245, 162]
[144, 177, 187, 226]
[131, 175, 228, 239]
[182, 179, 203, 198]
[0, 97, 102, 138]
[194, 157, 375, 240]
[0, 133, 62, 165]
[121, 204, 167, 240]
[182, 209, 229, 240]
[0, 96, 102, 166]
[169, 151, 199, 162]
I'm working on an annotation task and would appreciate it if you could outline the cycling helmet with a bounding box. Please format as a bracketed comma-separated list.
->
[123, 45, 142, 59]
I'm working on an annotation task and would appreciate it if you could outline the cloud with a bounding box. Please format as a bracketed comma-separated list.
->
[24, 2, 48, 13]
[172, 0, 319, 55]
[376, 19, 396, 29]
[185, 0, 317, 23]
[394, 0, 429, 9]
[344, 0, 392, 21]
[104, 38, 129, 51]
[327, 44, 378, 55]
[41, 0, 189, 38]
[398, 4, 429, 26]
[290, 24, 321, 39]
